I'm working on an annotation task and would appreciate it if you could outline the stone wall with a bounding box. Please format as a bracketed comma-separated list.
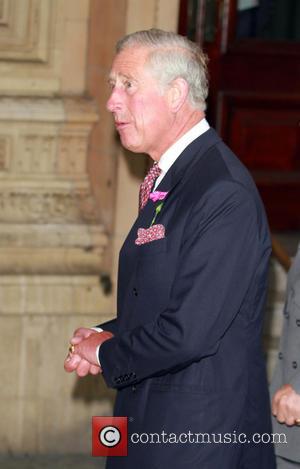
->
[0, 0, 180, 455]
[0, 0, 113, 454]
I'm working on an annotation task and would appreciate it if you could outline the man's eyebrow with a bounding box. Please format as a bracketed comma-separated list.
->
[108, 72, 135, 83]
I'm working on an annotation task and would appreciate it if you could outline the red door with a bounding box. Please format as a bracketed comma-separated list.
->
[179, 0, 300, 230]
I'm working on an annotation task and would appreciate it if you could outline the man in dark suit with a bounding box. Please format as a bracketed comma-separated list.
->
[64, 29, 275, 468]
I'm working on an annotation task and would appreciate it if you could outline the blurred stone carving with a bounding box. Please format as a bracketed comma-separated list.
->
[0, 0, 52, 62]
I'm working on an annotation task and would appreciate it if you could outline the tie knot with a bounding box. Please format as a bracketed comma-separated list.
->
[139, 163, 162, 211]
[148, 162, 161, 180]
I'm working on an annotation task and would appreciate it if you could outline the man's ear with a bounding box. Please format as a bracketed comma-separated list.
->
[167, 77, 189, 112]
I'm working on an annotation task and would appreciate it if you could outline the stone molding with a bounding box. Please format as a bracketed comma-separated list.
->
[0, 97, 98, 123]
[0, 275, 113, 315]
[0, 98, 99, 214]
[0, 224, 108, 274]
[0, 0, 51, 62]
[0, 96, 108, 274]
[0, 0, 89, 95]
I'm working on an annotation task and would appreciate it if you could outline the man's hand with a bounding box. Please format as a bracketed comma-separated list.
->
[64, 327, 100, 376]
[73, 330, 114, 366]
[64, 327, 113, 377]
[272, 384, 300, 425]
[64, 352, 100, 377]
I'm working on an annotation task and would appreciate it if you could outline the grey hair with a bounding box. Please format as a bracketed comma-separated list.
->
[116, 29, 209, 111]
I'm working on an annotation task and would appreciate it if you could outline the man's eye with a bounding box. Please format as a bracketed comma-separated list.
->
[125, 81, 132, 89]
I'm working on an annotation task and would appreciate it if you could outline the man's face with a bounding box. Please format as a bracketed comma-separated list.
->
[106, 46, 173, 160]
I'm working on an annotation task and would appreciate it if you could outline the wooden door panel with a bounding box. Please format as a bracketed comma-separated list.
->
[220, 93, 300, 171]
[258, 182, 300, 231]
[178, 0, 300, 230]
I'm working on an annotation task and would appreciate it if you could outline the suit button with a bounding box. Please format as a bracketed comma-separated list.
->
[133, 287, 138, 296]
[132, 385, 137, 392]
[292, 361, 298, 369]
[296, 319, 300, 327]
[132, 372, 137, 379]
[278, 352, 283, 359]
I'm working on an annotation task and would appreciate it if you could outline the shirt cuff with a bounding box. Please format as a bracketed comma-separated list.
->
[91, 327, 103, 366]
[95, 344, 101, 367]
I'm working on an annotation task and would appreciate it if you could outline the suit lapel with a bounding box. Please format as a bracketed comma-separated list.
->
[124, 128, 222, 242]
[154, 128, 222, 209]
[156, 128, 221, 194]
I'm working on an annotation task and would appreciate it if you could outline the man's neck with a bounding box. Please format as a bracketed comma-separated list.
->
[151, 108, 205, 162]
[152, 117, 210, 190]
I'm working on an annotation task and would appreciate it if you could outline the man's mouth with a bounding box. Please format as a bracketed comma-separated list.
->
[115, 121, 129, 131]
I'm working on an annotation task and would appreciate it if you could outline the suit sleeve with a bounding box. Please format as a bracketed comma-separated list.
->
[95, 318, 118, 335]
[99, 181, 268, 389]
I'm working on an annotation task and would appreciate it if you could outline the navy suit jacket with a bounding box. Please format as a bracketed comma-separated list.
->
[98, 128, 276, 468]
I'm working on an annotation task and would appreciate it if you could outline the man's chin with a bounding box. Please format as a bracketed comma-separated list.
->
[120, 139, 142, 154]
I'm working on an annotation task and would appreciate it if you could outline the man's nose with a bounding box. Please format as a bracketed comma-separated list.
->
[106, 89, 122, 113]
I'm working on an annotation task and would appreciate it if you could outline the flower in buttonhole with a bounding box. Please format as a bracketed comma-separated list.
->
[150, 202, 163, 226]
[148, 192, 168, 226]
[149, 191, 168, 202]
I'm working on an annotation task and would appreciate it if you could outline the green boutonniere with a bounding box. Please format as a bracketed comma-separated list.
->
[151, 202, 163, 226]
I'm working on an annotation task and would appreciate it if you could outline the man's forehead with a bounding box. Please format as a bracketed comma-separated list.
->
[109, 46, 150, 75]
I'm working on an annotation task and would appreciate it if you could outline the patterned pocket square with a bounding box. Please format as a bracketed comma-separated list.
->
[135, 224, 165, 245]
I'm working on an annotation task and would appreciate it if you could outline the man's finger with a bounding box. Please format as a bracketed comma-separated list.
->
[64, 353, 81, 372]
[70, 335, 85, 345]
[76, 358, 91, 377]
[285, 415, 296, 426]
[272, 385, 291, 415]
[74, 327, 95, 338]
[70, 328, 96, 345]
[89, 364, 102, 375]
[272, 391, 281, 415]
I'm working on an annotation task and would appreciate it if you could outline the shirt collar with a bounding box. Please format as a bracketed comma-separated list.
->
[157, 118, 210, 175]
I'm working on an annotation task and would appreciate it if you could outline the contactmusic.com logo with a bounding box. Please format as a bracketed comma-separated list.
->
[92, 417, 128, 456]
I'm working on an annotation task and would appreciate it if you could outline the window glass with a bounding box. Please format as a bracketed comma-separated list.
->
[236, 0, 300, 41]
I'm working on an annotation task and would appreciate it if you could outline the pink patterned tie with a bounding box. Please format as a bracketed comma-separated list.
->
[139, 163, 162, 211]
